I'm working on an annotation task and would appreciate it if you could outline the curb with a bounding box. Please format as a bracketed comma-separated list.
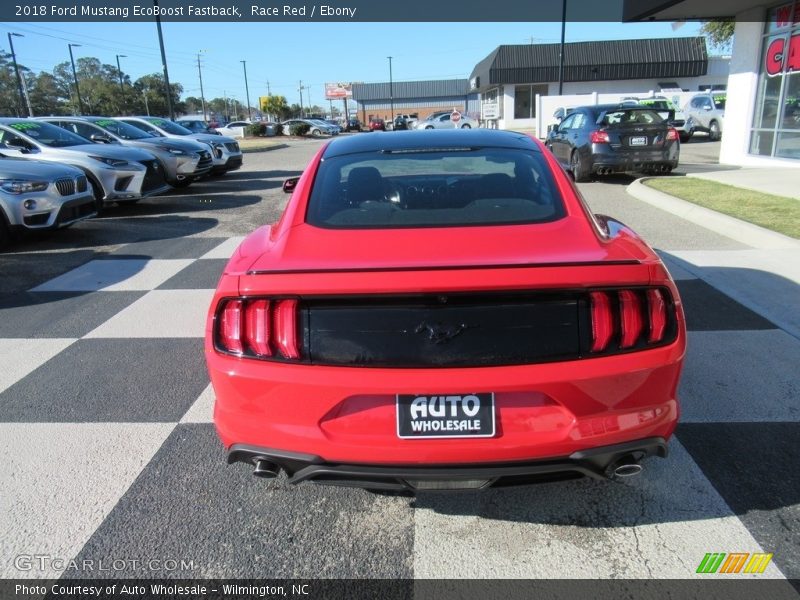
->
[626, 178, 800, 250]
[241, 143, 289, 154]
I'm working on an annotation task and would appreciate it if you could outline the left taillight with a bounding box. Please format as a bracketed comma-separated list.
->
[215, 297, 301, 361]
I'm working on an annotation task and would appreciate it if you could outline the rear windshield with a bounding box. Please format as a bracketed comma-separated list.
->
[306, 147, 565, 228]
[600, 109, 665, 126]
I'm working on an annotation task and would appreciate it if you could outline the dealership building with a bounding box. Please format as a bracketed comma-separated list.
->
[625, 0, 800, 165]
[351, 80, 479, 124]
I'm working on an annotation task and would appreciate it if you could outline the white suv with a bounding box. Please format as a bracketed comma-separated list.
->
[684, 93, 725, 141]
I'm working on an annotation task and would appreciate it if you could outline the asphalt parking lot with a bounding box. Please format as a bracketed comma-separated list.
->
[1, 136, 798, 586]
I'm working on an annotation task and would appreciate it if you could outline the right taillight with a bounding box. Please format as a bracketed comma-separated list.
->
[216, 297, 301, 361]
[589, 287, 674, 353]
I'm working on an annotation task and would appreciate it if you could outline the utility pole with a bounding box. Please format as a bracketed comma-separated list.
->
[387, 56, 394, 123]
[197, 51, 207, 121]
[67, 43, 83, 115]
[558, 0, 567, 95]
[7, 33, 29, 117]
[116, 54, 127, 114]
[153, 0, 174, 119]
[241, 60, 252, 121]
[298, 80, 305, 118]
[223, 90, 229, 121]
[20, 73, 33, 117]
[143, 87, 150, 116]
[266, 80, 271, 95]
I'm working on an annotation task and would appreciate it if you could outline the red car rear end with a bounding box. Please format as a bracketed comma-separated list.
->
[205, 130, 685, 491]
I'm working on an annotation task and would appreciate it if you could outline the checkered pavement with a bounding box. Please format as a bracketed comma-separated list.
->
[1, 235, 798, 584]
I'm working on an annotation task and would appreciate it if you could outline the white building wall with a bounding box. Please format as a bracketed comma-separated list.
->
[721, 8, 799, 166]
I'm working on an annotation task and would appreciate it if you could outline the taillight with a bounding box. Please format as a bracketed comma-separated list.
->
[589, 291, 614, 352]
[589, 287, 675, 354]
[273, 299, 300, 359]
[219, 300, 243, 354]
[619, 290, 643, 349]
[666, 128, 679, 141]
[590, 130, 610, 144]
[216, 298, 300, 361]
[647, 288, 667, 343]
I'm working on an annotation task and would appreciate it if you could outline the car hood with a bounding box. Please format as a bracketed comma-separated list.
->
[0, 156, 83, 179]
[136, 137, 208, 153]
[243, 218, 650, 274]
[58, 143, 156, 161]
[188, 133, 237, 144]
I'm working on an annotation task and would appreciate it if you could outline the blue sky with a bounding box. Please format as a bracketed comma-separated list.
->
[2, 20, 703, 108]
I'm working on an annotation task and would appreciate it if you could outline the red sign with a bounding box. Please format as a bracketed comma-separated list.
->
[765, 33, 800, 76]
[451, 110, 461, 123]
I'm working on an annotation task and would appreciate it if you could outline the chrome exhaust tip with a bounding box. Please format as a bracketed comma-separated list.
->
[608, 455, 643, 478]
[253, 459, 280, 479]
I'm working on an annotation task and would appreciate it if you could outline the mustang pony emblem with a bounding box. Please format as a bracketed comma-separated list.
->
[414, 321, 468, 344]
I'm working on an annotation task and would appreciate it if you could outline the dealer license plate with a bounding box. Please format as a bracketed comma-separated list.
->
[396, 393, 495, 439]
[630, 136, 648, 146]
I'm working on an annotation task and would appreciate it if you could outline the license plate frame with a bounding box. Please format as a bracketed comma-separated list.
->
[396, 393, 496, 439]
[630, 136, 648, 146]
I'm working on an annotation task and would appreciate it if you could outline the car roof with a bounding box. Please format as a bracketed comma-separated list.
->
[322, 129, 541, 158]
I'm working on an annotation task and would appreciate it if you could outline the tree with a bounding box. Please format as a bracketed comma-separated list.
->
[260, 94, 289, 121]
[132, 73, 184, 116]
[27, 71, 70, 115]
[701, 20, 735, 52]
[0, 51, 24, 116]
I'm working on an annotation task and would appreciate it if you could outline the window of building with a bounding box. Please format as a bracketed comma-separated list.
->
[513, 84, 548, 119]
[750, 2, 800, 159]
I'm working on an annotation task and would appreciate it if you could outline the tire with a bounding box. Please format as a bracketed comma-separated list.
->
[87, 175, 106, 214]
[570, 150, 590, 183]
[310, 128, 321, 138]
[0, 215, 10, 250]
[679, 132, 691, 143]
[460, 123, 471, 129]
[709, 120, 721, 141]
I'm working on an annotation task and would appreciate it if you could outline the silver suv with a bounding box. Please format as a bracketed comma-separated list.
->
[0, 155, 96, 247]
[118, 117, 243, 174]
[684, 93, 726, 141]
[39, 117, 213, 188]
[0, 119, 170, 206]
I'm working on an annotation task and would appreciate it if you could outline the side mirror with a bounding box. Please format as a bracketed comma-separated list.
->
[90, 133, 112, 143]
[283, 177, 300, 194]
[703, 105, 712, 111]
[553, 107, 566, 121]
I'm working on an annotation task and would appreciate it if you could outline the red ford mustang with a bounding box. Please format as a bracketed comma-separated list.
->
[205, 129, 686, 491]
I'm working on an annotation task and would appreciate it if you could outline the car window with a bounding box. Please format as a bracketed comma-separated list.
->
[95, 119, 151, 140]
[712, 96, 726, 110]
[144, 118, 193, 135]
[559, 115, 575, 130]
[2, 121, 87, 147]
[124, 119, 161, 136]
[62, 121, 102, 140]
[306, 147, 565, 229]
[572, 113, 586, 129]
[601, 109, 664, 126]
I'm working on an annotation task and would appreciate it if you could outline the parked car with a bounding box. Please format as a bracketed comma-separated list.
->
[393, 116, 409, 131]
[307, 119, 340, 135]
[545, 104, 680, 181]
[415, 111, 478, 129]
[214, 121, 251, 138]
[368, 118, 386, 132]
[281, 119, 333, 137]
[344, 119, 362, 132]
[0, 155, 96, 247]
[175, 118, 222, 135]
[683, 93, 726, 140]
[205, 129, 686, 492]
[118, 116, 243, 174]
[624, 96, 691, 143]
[39, 117, 213, 188]
[0, 119, 170, 206]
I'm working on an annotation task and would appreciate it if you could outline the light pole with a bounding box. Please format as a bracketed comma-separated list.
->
[67, 43, 83, 115]
[153, 0, 174, 119]
[7, 33, 29, 117]
[558, 0, 567, 95]
[115, 54, 127, 114]
[387, 56, 394, 123]
[197, 51, 207, 121]
[241, 60, 252, 121]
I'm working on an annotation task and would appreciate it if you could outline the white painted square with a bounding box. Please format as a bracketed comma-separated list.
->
[84, 289, 215, 338]
[0, 338, 76, 394]
[199, 237, 245, 260]
[0, 422, 174, 578]
[180, 383, 215, 423]
[680, 330, 800, 423]
[413, 441, 785, 578]
[31, 259, 195, 292]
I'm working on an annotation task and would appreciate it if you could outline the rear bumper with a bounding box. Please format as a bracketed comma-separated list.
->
[591, 145, 679, 174]
[227, 437, 668, 491]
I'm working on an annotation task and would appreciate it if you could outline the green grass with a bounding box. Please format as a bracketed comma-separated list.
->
[644, 177, 800, 239]
[237, 138, 286, 153]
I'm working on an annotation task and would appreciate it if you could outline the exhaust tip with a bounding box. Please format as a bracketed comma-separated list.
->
[608, 455, 644, 479]
[253, 459, 280, 479]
